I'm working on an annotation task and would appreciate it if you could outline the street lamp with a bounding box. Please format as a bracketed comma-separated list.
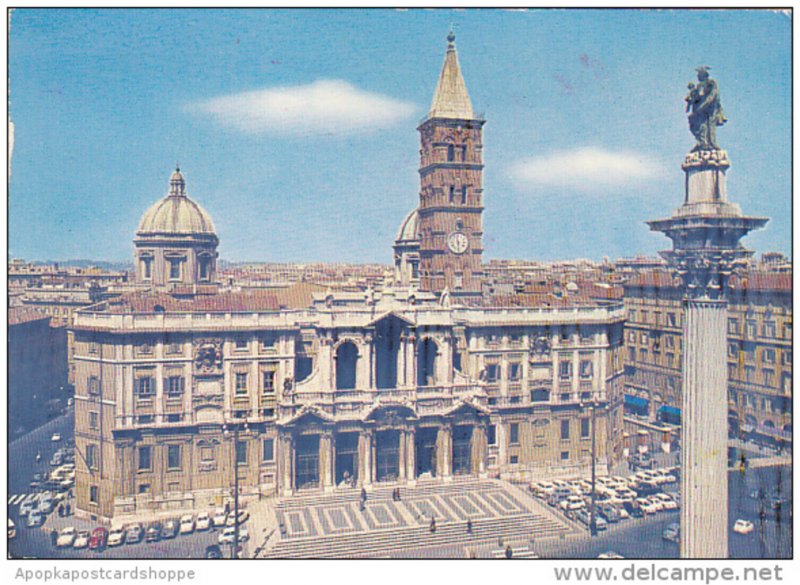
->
[223, 421, 248, 559]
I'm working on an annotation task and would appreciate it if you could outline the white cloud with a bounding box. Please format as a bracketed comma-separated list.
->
[189, 80, 416, 136]
[508, 147, 664, 192]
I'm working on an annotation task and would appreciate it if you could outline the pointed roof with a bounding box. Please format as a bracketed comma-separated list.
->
[429, 31, 475, 120]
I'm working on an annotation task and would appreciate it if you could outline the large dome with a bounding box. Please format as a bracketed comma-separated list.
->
[137, 168, 216, 236]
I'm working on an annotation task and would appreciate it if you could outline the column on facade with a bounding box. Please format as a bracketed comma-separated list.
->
[405, 428, 416, 484]
[223, 358, 232, 417]
[681, 298, 728, 559]
[155, 362, 164, 424]
[280, 434, 294, 496]
[397, 334, 407, 387]
[356, 339, 371, 391]
[436, 424, 452, 479]
[319, 337, 333, 390]
[471, 424, 487, 476]
[406, 335, 416, 388]
[320, 431, 334, 491]
[496, 422, 507, 466]
[250, 360, 260, 418]
[124, 364, 134, 427]
[358, 429, 373, 487]
[437, 336, 450, 385]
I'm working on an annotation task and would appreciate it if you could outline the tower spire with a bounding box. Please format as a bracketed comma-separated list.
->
[429, 31, 475, 120]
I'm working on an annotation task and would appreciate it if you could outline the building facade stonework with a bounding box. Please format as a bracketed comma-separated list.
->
[72, 34, 626, 523]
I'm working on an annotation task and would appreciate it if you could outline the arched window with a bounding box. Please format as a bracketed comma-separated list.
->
[336, 341, 358, 390]
[447, 144, 455, 162]
[198, 254, 212, 281]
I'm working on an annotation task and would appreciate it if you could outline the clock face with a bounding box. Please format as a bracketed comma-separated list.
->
[447, 231, 469, 254]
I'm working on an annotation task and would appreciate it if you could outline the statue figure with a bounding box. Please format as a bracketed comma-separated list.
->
[686, 66, 727, 151]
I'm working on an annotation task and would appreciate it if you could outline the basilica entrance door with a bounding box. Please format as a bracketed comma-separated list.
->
[415, 427, 438, 477]
[375, 430, 400, 482]
[295, 434, 320, 489]
[452, 426, 473, 475]
[335, 432, 359, 486]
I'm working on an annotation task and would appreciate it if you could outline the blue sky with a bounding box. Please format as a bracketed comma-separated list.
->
[9, 8, 791, 264]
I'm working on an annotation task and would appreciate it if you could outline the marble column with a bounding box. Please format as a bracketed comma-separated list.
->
[358, 430, 373, 487]
[472, 425, 487, 477]
[397, 335, 407, 387]
[405, 429, 416, 486]
[280, 435, 294, 497]
[398, 429, 406, 480]
[320, 432, 334, 492]
[437, 424, 452, 481]
[681, 298, 728, 559]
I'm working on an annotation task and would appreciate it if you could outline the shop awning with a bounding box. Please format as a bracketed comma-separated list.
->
[624, 394, 649, 408]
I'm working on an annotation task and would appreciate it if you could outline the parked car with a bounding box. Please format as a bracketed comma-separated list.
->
[733, 519, 754, 535]
[663, 522, 680, 543]
[125, 523, 143, 544]
[226, 510, 250, 527]
[205, 544, 223, 559]
[218, 526, 249, 545]
[51, 433, 62, 443]
[530, 481, 556, 499]
[50, 453, 63, 467]
[161, 520, 179, 539]
[654, 469, 677, 484]
[19, 499, 36, 517]
[634, 480, 661, 497]
[598, 550, 624, 559]
[8, 519, 16, 539]
[212, 508, 228, 527]
[89, 527, 109, 550]
[179, 515, 195, 534]
[73, 530, 90, 549]
[27, 510, 44, 528]
[108, 527, 126, 547]
[38, 494, 54, 514]
[145, 523, 162, 543]
[654, 493, 678, 511]
[622, 501, 644, 518]
[30, 473, 46, 490]
[575, 508, 608, 531]
[637, 498, 659, 515]
[597, 503, 621, 523]
[56, 527, 77, 548]
[547, 488, 573, 507]
[196, 513, 211, 531]
[560, 495, 587, 512]
[645, 495, 665, 512]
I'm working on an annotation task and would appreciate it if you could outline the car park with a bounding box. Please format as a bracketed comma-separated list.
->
[196, 513, 211, 531]
[161, 520, 179, 539]
[733, 519, 754, 535]
[27, 510, 44, 528]
[73, 530, 90, 549]
[89, 527, 109, 550]
[108, 527, 126, 547]
[212, 508, 228, 527]
[218, 526, 249, 545]
[56, 527, 77, 548]
[180, 515, 195, 534]
[145, 523, 162, 543]
[663, 523, 680, 543]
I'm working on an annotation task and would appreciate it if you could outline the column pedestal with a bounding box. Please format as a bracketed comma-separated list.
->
[405, 430, 417, 486]
[681, 298, 728, 559]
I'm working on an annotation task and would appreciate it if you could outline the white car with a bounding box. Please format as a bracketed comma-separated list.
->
[56, 527, 77, 548]
[108, 527, 126, 547]
[733, 519, 754, 535]
[530, 481, 555, 498]
[654, 469, 678, 484]
[8, 519, 16, 539]
[51, 433, 62, 442]
[218, 526, 249, 545]
[73, 530, 90, 548]
[19, 499, 36, 517]
[636, 498, 659, 515]
[27, 510, 44, 527]
[598, 550, 625, 559]
[560, 495, 587, 512]
[179, 514, 195, 534]
[196, 512, 211, 531]
[226, 510, 250, 527]
[655, 493, 678, 510]
[212, 508, 228, 528]
[645, 496, 665, 512]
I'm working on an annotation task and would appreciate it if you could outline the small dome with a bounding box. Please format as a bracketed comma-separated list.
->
[396, 208, 419, 242]
[137, 168, 216, 236]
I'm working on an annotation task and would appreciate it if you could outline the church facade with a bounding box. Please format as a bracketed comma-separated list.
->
[72, 35, 626, 522]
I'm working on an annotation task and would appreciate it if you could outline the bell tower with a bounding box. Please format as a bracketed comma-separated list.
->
[417, 32, 485, 296]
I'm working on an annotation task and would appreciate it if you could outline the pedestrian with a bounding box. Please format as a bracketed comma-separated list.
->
[51, 529, 58, 547]
[466, 519, 472, 535]
[65, 503, 71, 516]
[429, 516, 436, 534]
[359, 499, 366, 512]
[224, 501, 230, 515]
[58, 504, 64, 517]
[396, 488, 401, 502]
[505, 545, 513, 559]
[36, 451, 41, 463]
[361, 487, 367, 503]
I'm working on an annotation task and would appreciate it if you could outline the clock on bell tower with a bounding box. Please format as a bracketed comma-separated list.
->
[417, 31, 485, 296]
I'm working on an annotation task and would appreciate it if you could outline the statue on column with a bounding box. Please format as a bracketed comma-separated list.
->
[685, 66, 727, 151]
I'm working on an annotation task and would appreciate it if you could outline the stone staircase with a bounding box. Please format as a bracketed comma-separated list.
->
[263, 478, 572, 559]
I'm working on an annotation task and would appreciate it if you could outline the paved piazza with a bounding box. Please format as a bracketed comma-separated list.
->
[264, 478, 579, 558]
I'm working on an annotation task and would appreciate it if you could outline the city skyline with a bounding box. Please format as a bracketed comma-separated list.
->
[9, 9, 791, 264]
